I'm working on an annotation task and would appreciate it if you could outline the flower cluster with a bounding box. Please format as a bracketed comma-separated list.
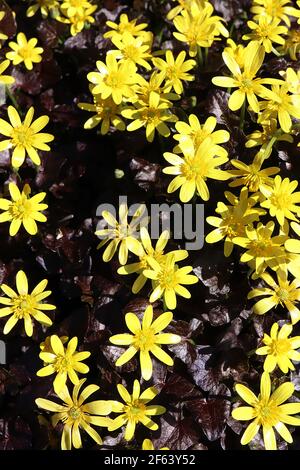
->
[79, 13, 196, 141]
[26, 0, 98, 36]
[2, 0, 300, 453]
[204, 0, 300, 451]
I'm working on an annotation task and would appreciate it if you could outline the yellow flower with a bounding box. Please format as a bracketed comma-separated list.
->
[108, 380, 165, 441]
[6, 32, 43, 70]
[110, 305, 181, 380]
[279, 67, 300, 95]
[122, 91, 178, 142]
[163, 137, 229, 202]
[233, 221, 288, 277]
[35, 379, 112, 450]
[142, 439, 169, 450]
[131, 71, 179, 106]
[60, 0, 92, 17]
[260, 175, 300, 226]
[59, 4, 97, 36]
[248, 270, 300, 324]
[206, 187, 263, 257]
[95, 203, 145, 265]
[256, 323, 300, 373]
[26, 0, 60, 18]
[212, 41, 280, 113]
[251, 0, 300, 27]
[143, 253, 198, 310]
[37, 335, 91, 393]
[78, 93, 125, 134]
[167, 0, 205, 20]
[223, 39, 245, 69]
[109, 32, 152, 70]
[0, 60, 14, 85]
[117, 227, 188, 294]
[173, 114, 229, 156]
[228, 155, 280, 192]
[258, 84, 300, 133]
[0, 106, 54, 168]
[87, 55, 138, 105]
[0, 183, 47, 236]
[280, 28, 300, 60]
[152, 51, 195, 95]
[232, 372, 300, 450]
[173, 3, 217, 57]
[245, 118, 294, 156]
[242, 17, 287, 53]
[40, 334, 69, 353]
[0, 270, 54, 336]
[104, 14, 148, 41]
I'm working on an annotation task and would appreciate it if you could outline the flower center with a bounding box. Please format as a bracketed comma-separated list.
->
[95, 99, 117, 118]
[125, 400, 146, 422]
[255, 399, 280, 427]
[123, 45, 140, 61]
[116, 222, 132, 239]
[166, 66, 180, 80]
[54, 354, 71, 372]
[9, 198, 32, 220]
[105, 72, 123, 89]
[142, 107, 162, 125]
[251, 238, 273, 257]
[11, 294, 35, 318]
[269, 338, 291, 355]
[158, 265, 177, 289]
[270, 192, 292, 211]
[243, 169, 262, 192]
[19, 46, 34, 60]
[224, 216, 244, 238]
[180, 159, 207, 180]
[11, 125, 34, 146]
[134, 327, 156, 351]
[239, 76, 254, 92]
[68, 406, 82, 420]
[276, 287, 290, 301]
[256, 25, 272, 39]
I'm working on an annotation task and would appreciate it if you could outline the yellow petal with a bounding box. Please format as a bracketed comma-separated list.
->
[241, 420, 260, 445]
[235, 384, 258, 405]
[263, 426, 276, 450]
[16, 270, 28, 295]
[232, 406, 257, 421]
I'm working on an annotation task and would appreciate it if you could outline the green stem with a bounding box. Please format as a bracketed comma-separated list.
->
[12, 167, 21, 182]
[197, 46, 203, 68]
[229, 22, 235, 37]
[239, 100, 246, 131]
[6, 86, 20, 112]
[204, 47, 208, 66]
[271, 47, 281, 57]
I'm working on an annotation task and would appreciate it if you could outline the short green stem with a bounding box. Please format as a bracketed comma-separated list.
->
[271, 47, 281, 57]
[6, 86, 20, 112]
[239, 100, 246, 130]
[197, 46, 203, 68]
